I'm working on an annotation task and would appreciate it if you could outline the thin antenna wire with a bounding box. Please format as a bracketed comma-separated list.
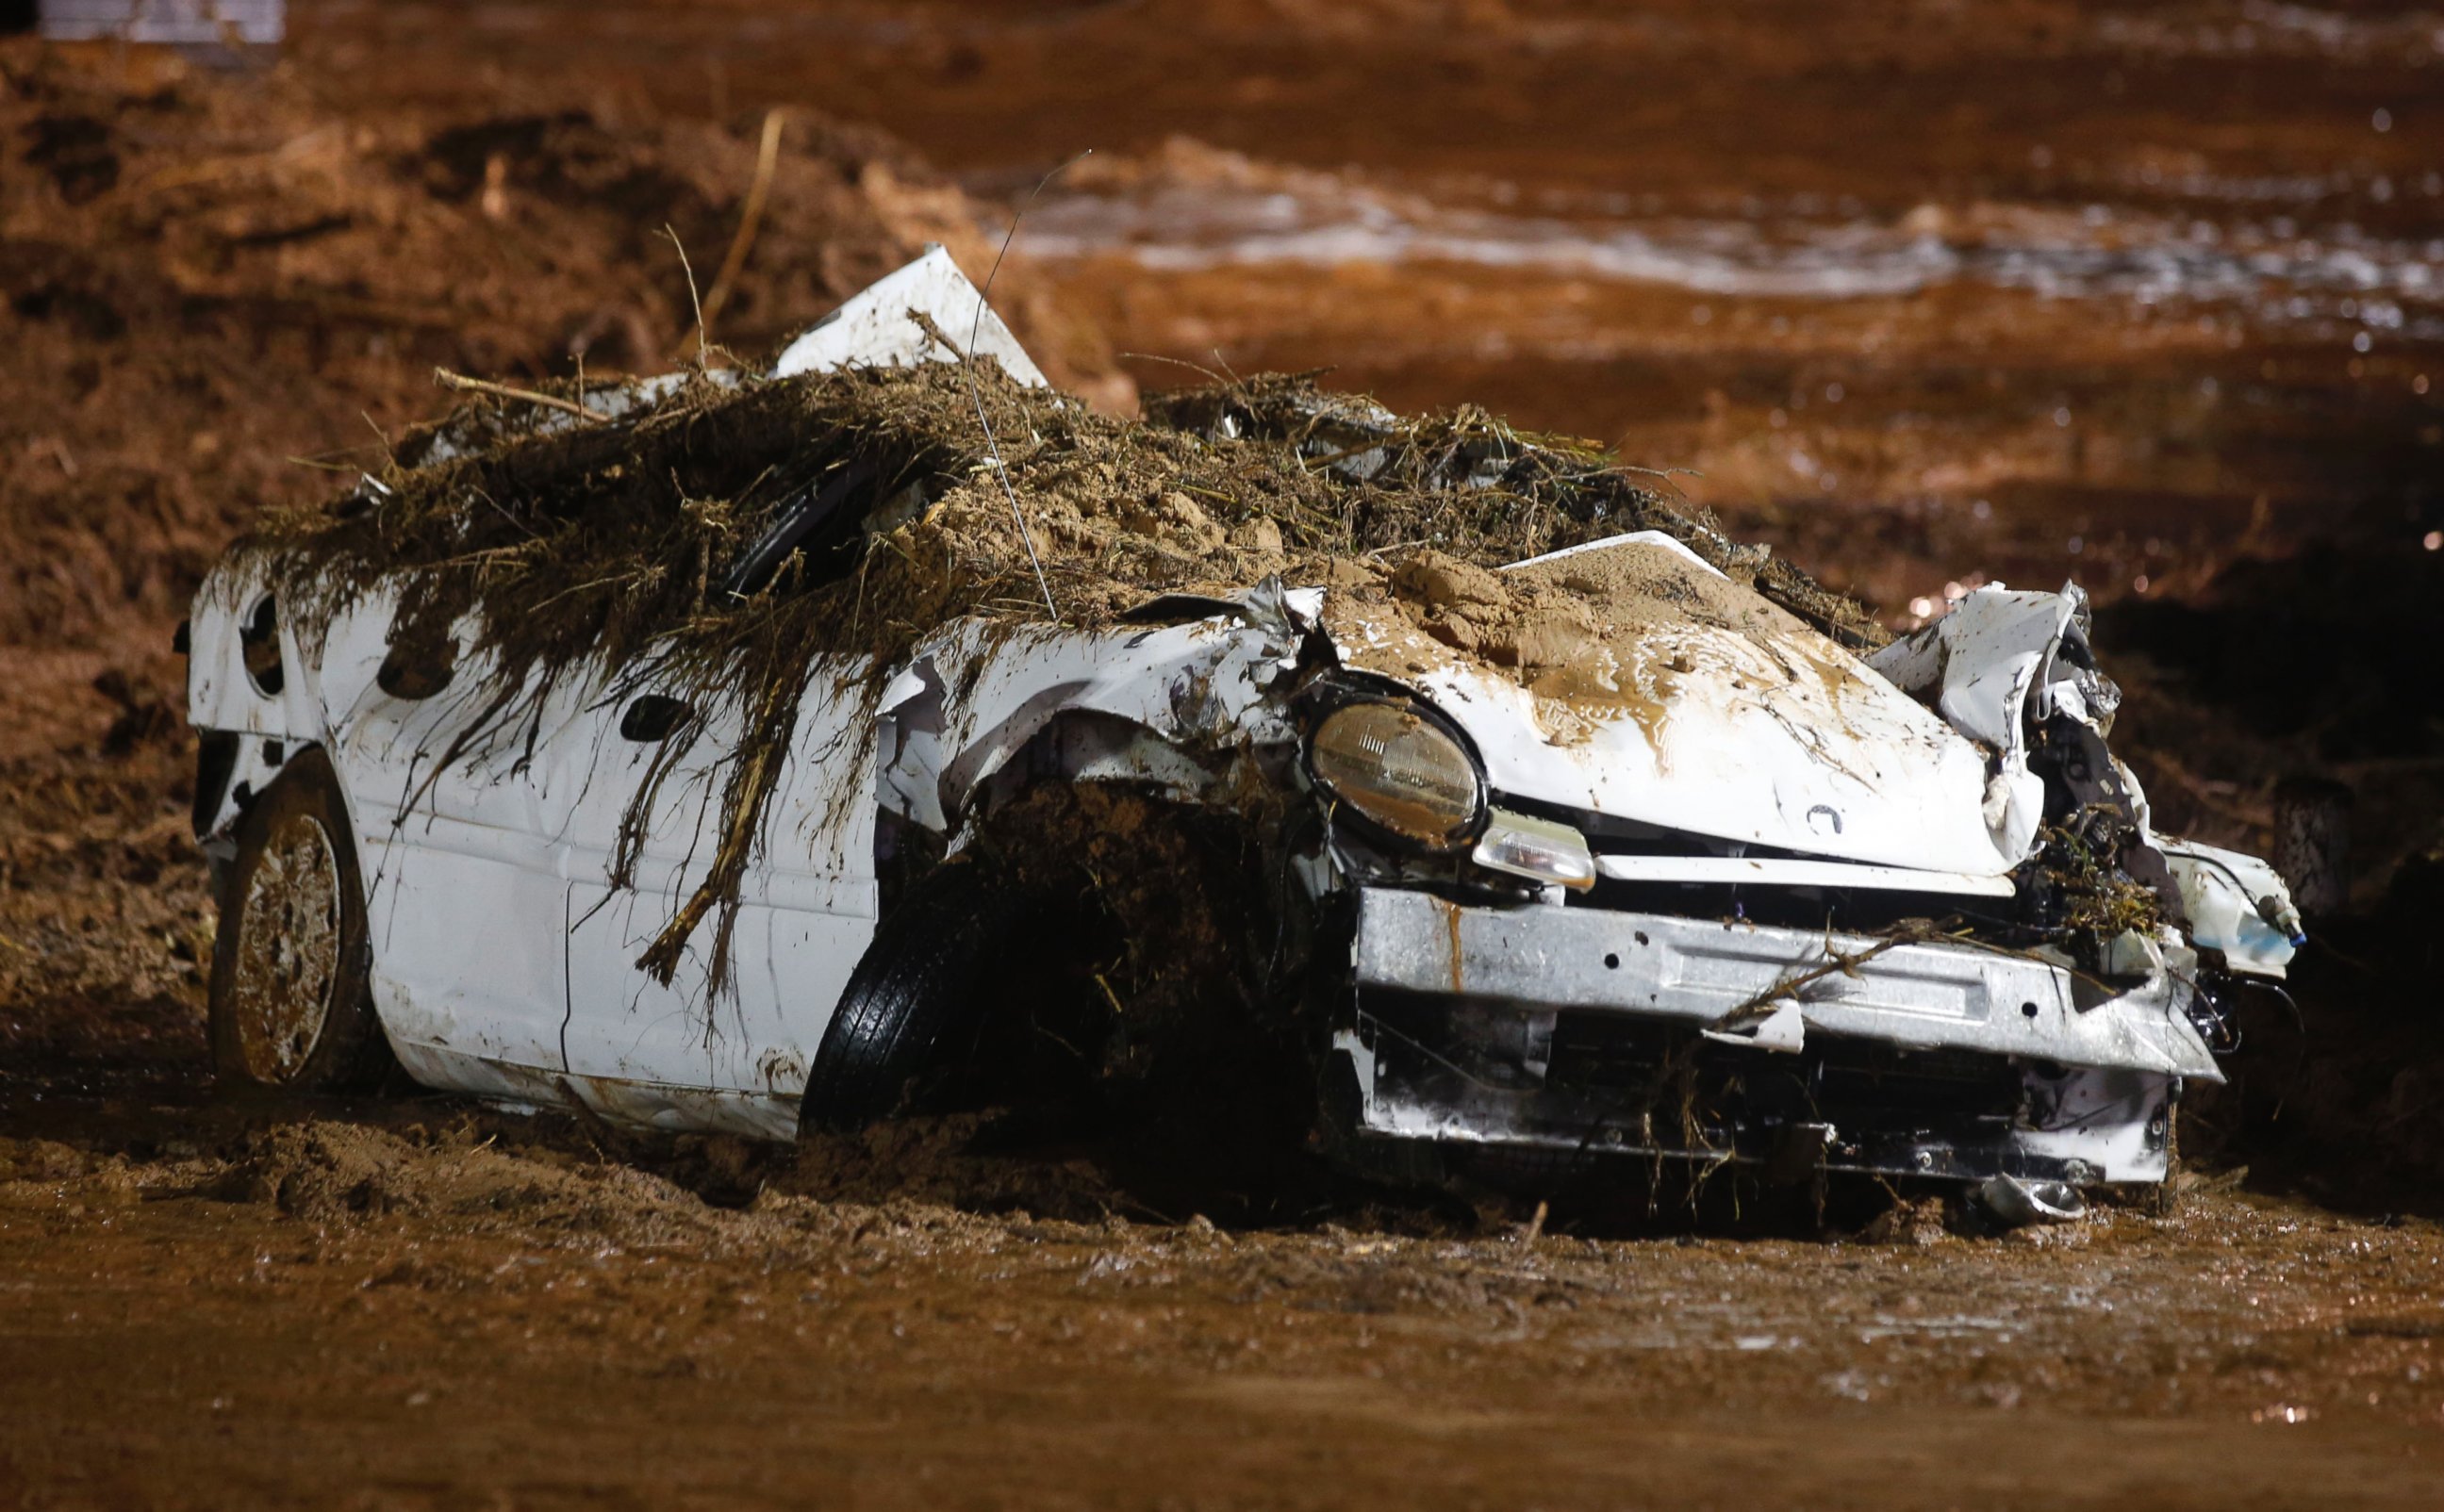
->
[961, 149, 1093, 624]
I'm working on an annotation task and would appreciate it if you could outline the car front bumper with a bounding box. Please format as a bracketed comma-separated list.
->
[1330, 888, 2219, 1185]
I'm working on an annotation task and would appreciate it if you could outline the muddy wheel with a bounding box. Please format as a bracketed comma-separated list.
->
[800, 859, 1081, 1134]
[207, 748, 392, 1092]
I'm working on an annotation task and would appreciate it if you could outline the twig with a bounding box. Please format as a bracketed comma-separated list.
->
[1703, 921, 1947, 1034]
[470, 485, 539, 540]
[660, 223, 708, 370]
[1115, 350, 1233, 386]
[695, 108, 785, 338]
[433, 369, 597, 422]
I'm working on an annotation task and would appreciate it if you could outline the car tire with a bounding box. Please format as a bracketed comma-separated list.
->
[207, 747, 394, 1093]
[800, 858, 1062, 1134]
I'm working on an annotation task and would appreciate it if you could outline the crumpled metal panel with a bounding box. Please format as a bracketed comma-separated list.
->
[1868, 582, 2120, 863]
[879, 599, 1309, 829]
[1321, 566, 2008, 876]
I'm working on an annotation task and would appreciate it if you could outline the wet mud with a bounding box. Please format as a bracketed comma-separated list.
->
[8, 1092, 2444, 1508]
[6, 1, 2444, 1505]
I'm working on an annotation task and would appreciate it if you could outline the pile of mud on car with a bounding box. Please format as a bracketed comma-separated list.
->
[185, 249, 2304, 1223]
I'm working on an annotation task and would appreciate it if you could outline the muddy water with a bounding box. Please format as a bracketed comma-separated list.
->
[7, 3, 2444, 1505]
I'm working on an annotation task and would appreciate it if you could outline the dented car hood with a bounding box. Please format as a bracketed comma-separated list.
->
[1315, 534, 2012, 877]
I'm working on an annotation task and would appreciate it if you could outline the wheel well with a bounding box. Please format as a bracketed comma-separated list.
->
[193, 731, 319, 846]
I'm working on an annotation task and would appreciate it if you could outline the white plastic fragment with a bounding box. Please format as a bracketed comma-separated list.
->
[2159, 836, 2305, 978]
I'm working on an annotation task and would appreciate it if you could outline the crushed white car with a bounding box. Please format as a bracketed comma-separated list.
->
[186, 249, 2304, 1212]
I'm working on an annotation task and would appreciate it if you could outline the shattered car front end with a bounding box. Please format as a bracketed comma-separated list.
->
[1268, 543, 2300, 1198]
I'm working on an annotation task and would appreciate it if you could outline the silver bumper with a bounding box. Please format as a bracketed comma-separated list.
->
[1332, 889, 2212, 1186]
[1351, 888, 2221, 1080]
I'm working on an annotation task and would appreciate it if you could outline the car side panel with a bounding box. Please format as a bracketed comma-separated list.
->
[540, 661, 877, 1131]
[325, 600, 573, 1078]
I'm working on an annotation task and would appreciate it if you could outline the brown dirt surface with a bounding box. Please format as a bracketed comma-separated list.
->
[1384, 537, 1813, 676]
[7, 3, 2444, 1506]
[9, 1098, 2444, 1507]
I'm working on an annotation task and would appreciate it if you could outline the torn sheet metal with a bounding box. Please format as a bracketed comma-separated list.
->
[1324, 572, 2008, 876]
[1867, 582, 2121, 864]
[771, 244, 1048, 386]
[879, 585, 1312, 830]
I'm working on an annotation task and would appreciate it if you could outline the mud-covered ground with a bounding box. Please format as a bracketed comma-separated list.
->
[5, 2, 2444, 1506]
[10, 1098, 2444, 1509]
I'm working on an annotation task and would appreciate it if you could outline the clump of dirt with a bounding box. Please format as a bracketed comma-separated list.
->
[223, 1118, 669, 1236]
[1353, 537, 1831, 738]
[1152, 373, 1888, 649]
[1382, 542, 1783, 671]
[223, 1119, 715, 1241]
[1857, 1193, 1955, 1247]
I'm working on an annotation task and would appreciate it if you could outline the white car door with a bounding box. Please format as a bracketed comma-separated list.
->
[319, 598, 571, 1095]
[533, 659, 881, 1139]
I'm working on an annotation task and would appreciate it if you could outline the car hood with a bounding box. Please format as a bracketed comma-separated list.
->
[1314, 537, 2011, 877]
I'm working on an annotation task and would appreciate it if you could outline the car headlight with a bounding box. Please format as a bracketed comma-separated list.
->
[1307, 700, 1486, 849]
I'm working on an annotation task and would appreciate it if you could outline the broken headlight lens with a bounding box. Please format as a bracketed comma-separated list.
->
[1307, 701, 1485, 849]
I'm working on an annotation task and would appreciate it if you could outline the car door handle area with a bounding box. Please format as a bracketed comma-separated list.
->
[619, 694, 693, 742]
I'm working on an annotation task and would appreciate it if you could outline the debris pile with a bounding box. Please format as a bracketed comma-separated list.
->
[239, 355, 1884, 980]
[2026, 807, 2167, 941]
